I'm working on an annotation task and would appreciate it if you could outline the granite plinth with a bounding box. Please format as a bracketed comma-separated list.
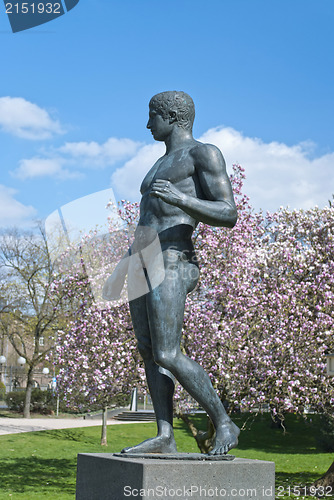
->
[76, 453, 275, 500]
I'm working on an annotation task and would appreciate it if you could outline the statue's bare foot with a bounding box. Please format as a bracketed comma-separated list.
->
[121, 435, 177, 454]
[209, 421, 240, 455]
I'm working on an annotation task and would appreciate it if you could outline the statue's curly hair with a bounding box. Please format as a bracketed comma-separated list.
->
[149, 91, 195, 131]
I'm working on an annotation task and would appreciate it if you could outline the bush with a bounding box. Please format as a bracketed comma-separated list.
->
[5, 388, 133, 416]
[5, 389, 60, 414]
[54, 391, 132, 415]
[31, 389, 55, 414]
[111, 393, 131, 407]
[5, 390, 25, 412]
[315, 414, 334, 452]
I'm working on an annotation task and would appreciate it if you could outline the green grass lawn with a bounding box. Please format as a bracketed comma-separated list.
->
[0, 413, 332, 499]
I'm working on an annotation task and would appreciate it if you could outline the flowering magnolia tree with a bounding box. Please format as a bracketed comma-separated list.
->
[53, 164, 334, 451]
[180, 190, 334, 422]
[55, 302, 144, 444]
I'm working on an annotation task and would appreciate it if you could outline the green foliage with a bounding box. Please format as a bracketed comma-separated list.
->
[5, 391, 24, 412]
[315, 414, 334, 452]
[5, 389, 60, 414]
[110, 392, 131, 407]
[57, 390, 131, 414]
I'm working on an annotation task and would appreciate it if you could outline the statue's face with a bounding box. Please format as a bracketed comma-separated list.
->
[147, 105, 173, 142]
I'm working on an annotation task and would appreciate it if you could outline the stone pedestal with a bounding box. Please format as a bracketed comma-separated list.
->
[76, 453, 275, 499]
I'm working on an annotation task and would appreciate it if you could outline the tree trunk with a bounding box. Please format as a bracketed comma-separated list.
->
[23, 368, 34, 418]
[311, 460, 334, 489]
[101, 406, 108, 446]
[176, 412, 215, 454]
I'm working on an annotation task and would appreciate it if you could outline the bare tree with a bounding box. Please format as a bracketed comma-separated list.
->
[0, 224, 69, 418]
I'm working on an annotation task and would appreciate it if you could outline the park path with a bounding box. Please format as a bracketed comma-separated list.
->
[0, 417, 144, 435]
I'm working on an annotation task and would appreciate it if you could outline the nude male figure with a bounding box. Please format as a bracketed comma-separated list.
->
[103, 91, 239, 455]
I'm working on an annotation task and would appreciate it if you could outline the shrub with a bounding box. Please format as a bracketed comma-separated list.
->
[5, 389, 61, 414]
[316, 414, 334, 452]
[111, 393, 131, 407]
[5, 390, 25, 412]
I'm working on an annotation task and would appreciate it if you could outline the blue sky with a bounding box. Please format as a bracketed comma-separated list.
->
[0, 0, 333, 228]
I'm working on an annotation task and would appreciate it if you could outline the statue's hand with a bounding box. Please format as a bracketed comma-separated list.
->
[150, 179, 185, 207]
[102, 268, 126, 301]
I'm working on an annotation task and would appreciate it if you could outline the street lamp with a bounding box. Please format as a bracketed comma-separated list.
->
[17, 357, 26, 366]
[0, 355, 6, 385]
[41, 367, 50, 390]
[12, 357, 27, 390]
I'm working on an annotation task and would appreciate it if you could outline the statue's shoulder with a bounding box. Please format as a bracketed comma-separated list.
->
[190, 142, 225, 168]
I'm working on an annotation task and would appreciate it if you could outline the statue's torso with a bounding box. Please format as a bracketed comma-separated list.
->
[139, 145, 203, 245]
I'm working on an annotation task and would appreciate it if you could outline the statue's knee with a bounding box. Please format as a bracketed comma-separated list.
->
[153, 350, 177, 371]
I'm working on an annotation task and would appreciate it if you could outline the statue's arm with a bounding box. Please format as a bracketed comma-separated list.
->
[188, 144, 237, 227]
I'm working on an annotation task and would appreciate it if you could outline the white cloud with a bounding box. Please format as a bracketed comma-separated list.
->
[0, 185, 37, 227]
[0, 97, 63, 140]
[109, 126, 334, 212]
[58, 137, 143, 167]
[11, 137, 143, 181]
[111, 143, 165, 201]
[200, 127, 334, 211]
[13, 157, 81, 180]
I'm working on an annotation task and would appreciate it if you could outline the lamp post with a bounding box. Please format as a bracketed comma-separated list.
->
[326, 353, 334, 376]
[42, 367, 49, 390]
[15, 356, 26, 390]
[0, 355, 6, 386]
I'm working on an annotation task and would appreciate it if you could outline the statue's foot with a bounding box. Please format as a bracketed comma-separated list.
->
[121, 435, 177, 454]
[209, 421, 240, 455]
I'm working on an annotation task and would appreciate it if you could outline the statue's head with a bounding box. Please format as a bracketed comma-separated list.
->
[149, 91, 195, 132]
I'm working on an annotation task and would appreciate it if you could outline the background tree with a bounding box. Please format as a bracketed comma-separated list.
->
[55, 302, 143, 445]
[0, 225, 69, 418]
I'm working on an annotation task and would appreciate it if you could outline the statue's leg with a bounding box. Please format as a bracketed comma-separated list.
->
[121, 293, 177, 454]
[147, 250, 240, 455]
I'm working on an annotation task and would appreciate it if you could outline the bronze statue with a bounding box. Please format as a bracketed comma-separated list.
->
[103, 91, 239, 455]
